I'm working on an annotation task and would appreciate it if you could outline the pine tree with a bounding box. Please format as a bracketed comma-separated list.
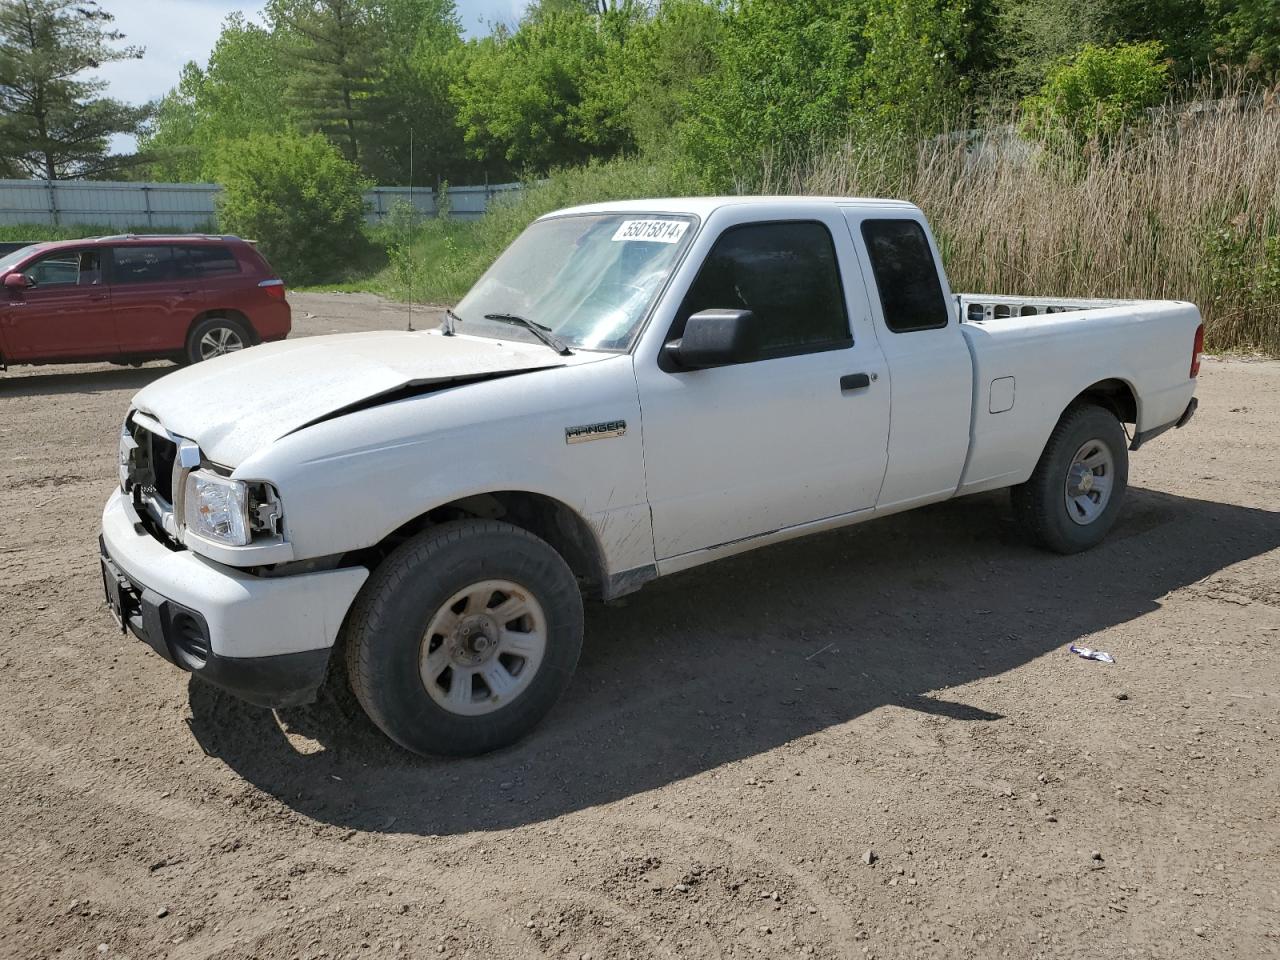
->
[0, 0, 149, 179]
[268, 0, 380, 165]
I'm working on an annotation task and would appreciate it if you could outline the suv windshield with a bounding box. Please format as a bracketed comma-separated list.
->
[452, 213, 696, 351]
[0, 244, 40, 275]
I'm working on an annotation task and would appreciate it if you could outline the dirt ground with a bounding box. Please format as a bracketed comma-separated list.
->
[2, 291, 1278, 960]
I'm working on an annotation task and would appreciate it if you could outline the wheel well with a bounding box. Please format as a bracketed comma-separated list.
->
[1073, 378, 1137, 424]
[367, 491, 607, 599]
[188, 309, 255, 345]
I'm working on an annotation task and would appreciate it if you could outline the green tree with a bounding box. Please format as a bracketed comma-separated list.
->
[677, 0, 868, 187]
[361, 0, 470, 184]
[678, 0, 968, 188]
[594, 0, 724, 155]
[1093, 0, 1213, 73]
[268, 0, 380, 166]
[0, 0, 149, 179]
[1211, 0, 1280, 77]
[988, 0, 1108, 97]
[1021, 41, 1170, 156]
[853, 0, 969, 133]
[143, 2, 468, 185]
[988, 0, 1217, 97]
[215, 132, 369, 284]
[452, 4, 627, 174]
[141, 14, 293, 181]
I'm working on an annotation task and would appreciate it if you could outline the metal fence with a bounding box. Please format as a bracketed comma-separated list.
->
[0, 178, 524, 229]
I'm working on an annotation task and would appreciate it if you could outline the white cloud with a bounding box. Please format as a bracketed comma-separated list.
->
[93, 1, 266, 107]
[94, 1, 265, 153]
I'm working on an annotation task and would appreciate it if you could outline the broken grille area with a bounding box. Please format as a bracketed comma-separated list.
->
[124, 414, 182, 549]
[150, 430, 177, 503]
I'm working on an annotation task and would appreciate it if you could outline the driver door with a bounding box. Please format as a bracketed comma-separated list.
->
[636, 213, 891, 562]
[1, 248, 114, 361]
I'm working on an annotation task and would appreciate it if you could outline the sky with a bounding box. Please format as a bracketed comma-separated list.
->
[94, 0, 530, 154]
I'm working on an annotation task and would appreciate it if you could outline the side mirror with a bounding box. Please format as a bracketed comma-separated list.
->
[4, 272, 33, 292]
[664, 309, 760, 369]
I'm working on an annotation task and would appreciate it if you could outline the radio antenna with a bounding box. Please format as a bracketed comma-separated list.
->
[406, 128, 415, 332]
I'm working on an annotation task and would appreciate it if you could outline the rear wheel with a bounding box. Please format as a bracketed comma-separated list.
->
[343, 520, 584, 757]
[185, 316, 250, 364]
[1011, 403, 1129, 554]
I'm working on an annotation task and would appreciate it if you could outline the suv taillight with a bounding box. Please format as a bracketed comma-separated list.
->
[1190, 323, 1204, 378]
[258, 278, 286, 301]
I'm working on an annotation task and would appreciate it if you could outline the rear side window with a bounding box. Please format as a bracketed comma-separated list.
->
[177, 244, 240, 277]
[861, 219, 949, 333]
[111, 246, 175, 284]
[676, 221, 851, 360]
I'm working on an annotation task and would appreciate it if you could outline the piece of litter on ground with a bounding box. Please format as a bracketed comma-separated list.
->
[1069, 644, 1114, 663]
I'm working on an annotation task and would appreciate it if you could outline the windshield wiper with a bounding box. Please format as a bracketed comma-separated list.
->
[440, 308, 462, 336]
[483, 313, 573, 356]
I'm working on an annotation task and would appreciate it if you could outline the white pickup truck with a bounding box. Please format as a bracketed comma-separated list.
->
[100, 197, 1202, 756]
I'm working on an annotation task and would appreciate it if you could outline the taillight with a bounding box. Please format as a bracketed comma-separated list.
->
[1190, 323, 1204, 378]
[258, 278, 286, 301]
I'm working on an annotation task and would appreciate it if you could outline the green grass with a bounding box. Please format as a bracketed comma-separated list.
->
[299, 155, 696, 304]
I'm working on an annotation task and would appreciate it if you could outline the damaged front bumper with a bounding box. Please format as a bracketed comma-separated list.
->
[99, 489, 368, 708]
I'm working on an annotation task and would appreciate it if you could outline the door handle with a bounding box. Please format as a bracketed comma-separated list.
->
[88, 293, 107, 301]
[840, 372, 872, 391]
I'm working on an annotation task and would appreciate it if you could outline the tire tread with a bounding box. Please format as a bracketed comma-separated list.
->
[343, 519, 582, 756]
[1011, 402, 1128, 554]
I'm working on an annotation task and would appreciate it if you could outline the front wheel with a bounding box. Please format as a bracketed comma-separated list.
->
[1011, 403, 1129, 554]
[343, 520, 584, 757]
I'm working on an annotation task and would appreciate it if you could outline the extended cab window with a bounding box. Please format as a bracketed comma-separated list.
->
[676, 221, 851, 359]
[111, 246, 175, 284]
[178, 244, 239, 277]
[27, 249, 102, 287]
[861, 219, 949, 333]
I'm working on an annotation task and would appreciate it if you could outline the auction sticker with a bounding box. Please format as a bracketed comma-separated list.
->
[611, 219, 689, 243]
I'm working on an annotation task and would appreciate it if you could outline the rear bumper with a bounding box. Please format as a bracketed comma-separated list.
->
[251, 300, 292, 342]
[99, 489, 367, 708]
[1130, 396, 1198, 451]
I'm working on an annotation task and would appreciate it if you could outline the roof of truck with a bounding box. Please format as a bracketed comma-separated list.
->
[543, 196, 921, 220]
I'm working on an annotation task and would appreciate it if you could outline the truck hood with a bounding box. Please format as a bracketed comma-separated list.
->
[132, 330, 586, 466]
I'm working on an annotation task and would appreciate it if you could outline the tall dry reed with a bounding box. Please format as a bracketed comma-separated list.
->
[761, 89, 1280, 354]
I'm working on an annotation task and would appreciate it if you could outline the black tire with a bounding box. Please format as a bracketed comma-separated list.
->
[343, 520, 584, 757]
[1011, 403, 1129, 554]
[184, 315, 251, 365]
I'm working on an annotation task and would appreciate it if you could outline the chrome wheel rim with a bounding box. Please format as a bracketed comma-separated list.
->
[419, 579, 547, 717]
[1064, 438, 1115, 525]
[198, 326, 244, 360]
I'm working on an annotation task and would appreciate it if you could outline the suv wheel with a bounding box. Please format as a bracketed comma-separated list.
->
[186, 316, 250, 364]
[343, 520, 584, 757]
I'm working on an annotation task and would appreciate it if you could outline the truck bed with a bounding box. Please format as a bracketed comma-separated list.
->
[952, 292, 1201, 498]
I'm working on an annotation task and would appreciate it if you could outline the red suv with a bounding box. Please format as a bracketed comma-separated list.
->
[0, 234, 290, 369]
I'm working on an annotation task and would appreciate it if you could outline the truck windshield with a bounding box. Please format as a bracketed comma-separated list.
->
[452, 213, 696, 352]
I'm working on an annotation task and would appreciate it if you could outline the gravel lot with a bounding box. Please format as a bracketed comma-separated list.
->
[2, 291, 1278, 960]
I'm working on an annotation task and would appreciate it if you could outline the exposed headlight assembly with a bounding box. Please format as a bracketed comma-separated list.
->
[184, 471, 251, 546]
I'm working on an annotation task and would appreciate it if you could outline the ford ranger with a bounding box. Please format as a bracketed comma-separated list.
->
[99, 197, 1202, 757]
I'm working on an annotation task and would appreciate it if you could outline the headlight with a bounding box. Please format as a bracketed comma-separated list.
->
[184, 471, 251, 546]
